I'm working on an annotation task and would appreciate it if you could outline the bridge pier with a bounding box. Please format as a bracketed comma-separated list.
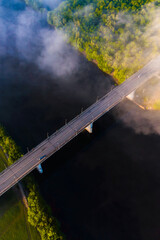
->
[126, 90, 145, 109]
[36, 164, 43, 174]
[85, 122, 93, 133]
[126, 90, 135, 100]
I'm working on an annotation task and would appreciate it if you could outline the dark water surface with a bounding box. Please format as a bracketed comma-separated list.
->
[1, 1, 160, 240]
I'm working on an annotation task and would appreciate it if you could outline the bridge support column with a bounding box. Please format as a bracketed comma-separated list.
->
[126, 90, 135, 100]
[85, 122, 93, 133]
[36, 164, 43, 174]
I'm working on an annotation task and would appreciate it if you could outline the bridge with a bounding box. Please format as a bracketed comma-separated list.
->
[0, 56, 160, 196]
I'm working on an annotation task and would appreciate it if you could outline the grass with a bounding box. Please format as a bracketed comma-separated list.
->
[0, 148, 41, 240]
[0, 190, 41, 240]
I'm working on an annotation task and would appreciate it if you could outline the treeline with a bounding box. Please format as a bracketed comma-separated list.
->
[23, 0, 160, 83]
[47, 0, 160, 83]
[0, 126, 22, 166]
[26, 178, 64, 240]
[24, 0, 46, 11]
[0, 125, 64, 240]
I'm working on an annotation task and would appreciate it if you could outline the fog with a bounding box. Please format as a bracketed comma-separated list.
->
[0, 0, 79, 79]
[50, 0, 160, 135]
[0, 0, 112, 148]
[1, 0, 160, 137]
[37, 30, 79, 78]
[114, 99, 160, 136]
[42, 0, 64, 9]
[1, 2, 160, 240]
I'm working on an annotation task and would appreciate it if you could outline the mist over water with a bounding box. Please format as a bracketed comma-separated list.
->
[42, 0, 65, 10]
[0, 0, 112, 147]
[116, 100, 160, 135]
[1, 1, 160, 240]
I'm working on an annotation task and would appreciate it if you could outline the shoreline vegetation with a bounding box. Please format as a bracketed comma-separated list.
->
[1, 0, 160, 238]
[24, 0, 160, 110]
[47, 0, 160, 84]
[24, 0, 160, 84]
[0, 126, 64, 240]
[1, 0, 159, 239]
[0, 146, 41, 239]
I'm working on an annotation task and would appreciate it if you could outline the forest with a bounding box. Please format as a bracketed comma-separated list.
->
[46, 0, 160, 83]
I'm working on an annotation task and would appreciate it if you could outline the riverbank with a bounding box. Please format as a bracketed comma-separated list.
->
[1, 1, 160, 239]
[0, 190, 40, 240]
[23, 0, 160, 112]
[0, 146, 41, 240]
[0, 126, 64, 240]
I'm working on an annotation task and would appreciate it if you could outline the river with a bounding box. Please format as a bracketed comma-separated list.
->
[1, 1, 160, 240]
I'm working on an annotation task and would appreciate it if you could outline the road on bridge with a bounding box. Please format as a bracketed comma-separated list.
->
[0, 56, 160, 196]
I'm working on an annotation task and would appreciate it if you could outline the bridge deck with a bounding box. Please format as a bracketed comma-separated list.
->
[0, 56, 160, 196]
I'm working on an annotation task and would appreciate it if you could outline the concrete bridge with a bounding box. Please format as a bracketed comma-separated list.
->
[0, 56, 160, 196]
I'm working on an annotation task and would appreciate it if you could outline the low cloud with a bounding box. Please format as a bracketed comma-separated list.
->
[1, 0, 160, 137]
[37, 29, 79, 78]
[0, 0, 79, 79]
[42, 0, 64, 9]
[115, 99, 160, 135]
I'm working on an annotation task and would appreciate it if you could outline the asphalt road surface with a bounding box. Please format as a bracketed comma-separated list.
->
[0, 56, 160, 196]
